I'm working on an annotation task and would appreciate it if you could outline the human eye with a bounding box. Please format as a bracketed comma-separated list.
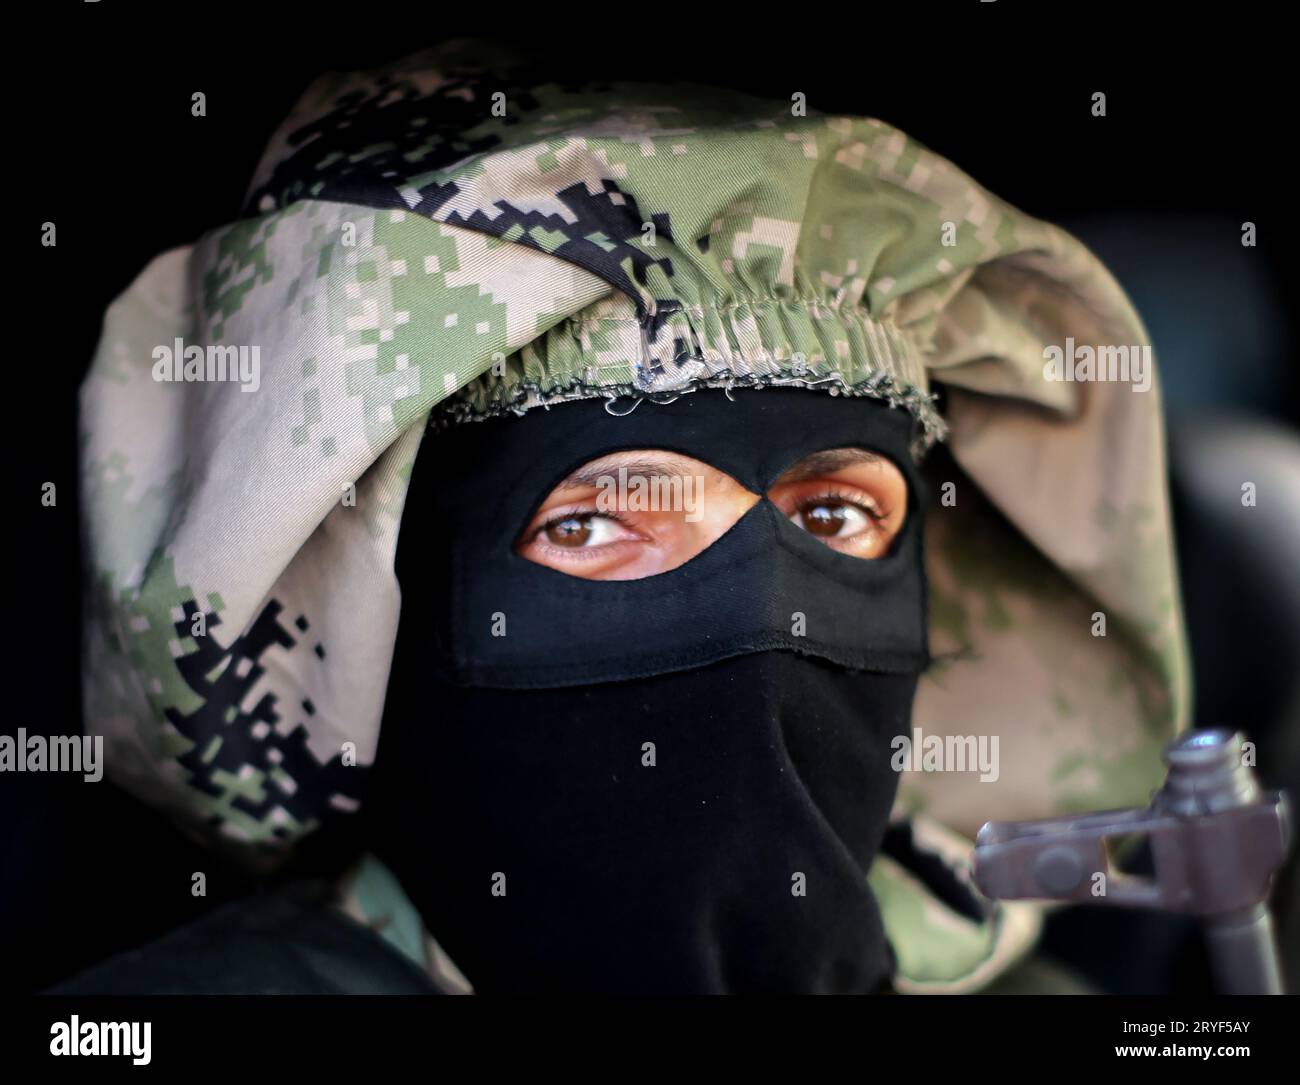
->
[514, 450, 759, 580]
[788, 488, 886, 541]
[525, 506, 641, 558]
[767, 447, 908, 560]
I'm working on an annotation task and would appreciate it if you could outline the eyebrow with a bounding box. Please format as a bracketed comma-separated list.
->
[773, 447, 883, 483]
[553, 448, 885, 491]
[556, 455, 706, 490]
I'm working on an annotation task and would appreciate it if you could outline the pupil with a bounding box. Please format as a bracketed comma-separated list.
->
[804, 504, 845, 537]
[547, 516, 591, 547]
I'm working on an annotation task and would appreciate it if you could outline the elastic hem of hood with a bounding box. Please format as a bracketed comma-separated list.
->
[427, 297, 947, 454]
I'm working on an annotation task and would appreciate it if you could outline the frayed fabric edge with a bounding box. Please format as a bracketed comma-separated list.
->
[427, 370, 948, 458]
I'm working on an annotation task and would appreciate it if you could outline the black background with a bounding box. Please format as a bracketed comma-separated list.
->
[7, 2, 1295, 994]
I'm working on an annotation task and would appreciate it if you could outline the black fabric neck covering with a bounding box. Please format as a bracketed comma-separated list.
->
[366, 389, 931, 994]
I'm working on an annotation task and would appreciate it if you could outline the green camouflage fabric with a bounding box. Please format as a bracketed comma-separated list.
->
[80, 41, 1189, 991]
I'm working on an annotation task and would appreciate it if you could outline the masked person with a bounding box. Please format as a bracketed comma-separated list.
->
[72, 41, 1189, 994]
[369, 388, 930, 994]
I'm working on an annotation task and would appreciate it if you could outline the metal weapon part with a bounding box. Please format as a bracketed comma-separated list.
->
[973, 729, 1291, 994]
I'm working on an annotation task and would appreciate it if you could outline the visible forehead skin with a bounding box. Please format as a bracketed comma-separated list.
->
[772, 448, 884, 483]
[556, 451, 733, 491]
[554, 447, 887, 492]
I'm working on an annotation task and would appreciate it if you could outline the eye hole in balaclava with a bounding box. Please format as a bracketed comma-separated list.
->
[365, 389, 930, 994]
[515, 445, 910, 580]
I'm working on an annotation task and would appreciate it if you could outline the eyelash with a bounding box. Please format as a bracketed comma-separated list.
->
[535, 506, 632, 533]
[794, 487, 888, 524]
[528, 506, 638, 558]
[529, 488, 887, 552]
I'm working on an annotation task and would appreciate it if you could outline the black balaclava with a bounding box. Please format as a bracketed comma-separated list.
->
[365, 389, 930, 994]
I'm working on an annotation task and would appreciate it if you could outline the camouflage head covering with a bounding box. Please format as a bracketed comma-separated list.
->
[80, 41, 1189, 991]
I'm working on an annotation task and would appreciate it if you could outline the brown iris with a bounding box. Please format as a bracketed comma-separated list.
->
[517, 446, 907, 579]
[546, 515, 592, 547]
[802, 502, 850, 537]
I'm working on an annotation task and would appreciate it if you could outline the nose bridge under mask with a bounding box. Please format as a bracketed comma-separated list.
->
[398, 388, 930, 689]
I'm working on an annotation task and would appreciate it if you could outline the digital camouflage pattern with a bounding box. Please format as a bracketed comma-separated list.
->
[80, 41, 1189, 991]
